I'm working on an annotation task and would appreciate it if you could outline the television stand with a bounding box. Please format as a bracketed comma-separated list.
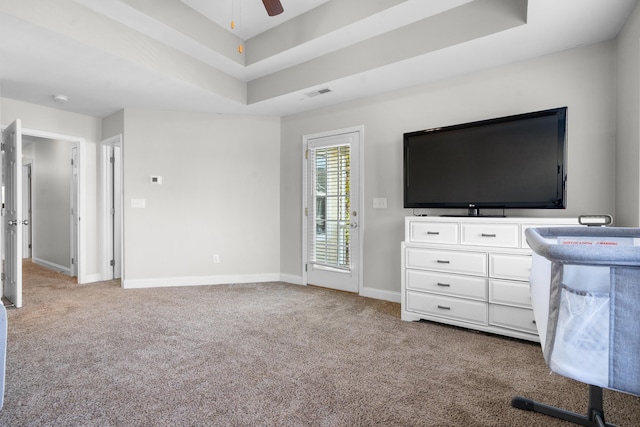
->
[439, 208, 506, 218]
[401, 216, 579, 341]
[440, 214, 507, 218]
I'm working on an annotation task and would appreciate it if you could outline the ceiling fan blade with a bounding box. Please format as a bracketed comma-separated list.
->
[262, 0, 284, 16]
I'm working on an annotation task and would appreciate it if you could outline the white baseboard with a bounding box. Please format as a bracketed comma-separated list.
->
[360, 287, 401, 303]
[122, 273, 282, 289]
[32, 258, 71, 276]
[279, 274, 303, 285]
[120, 272, 398, 303]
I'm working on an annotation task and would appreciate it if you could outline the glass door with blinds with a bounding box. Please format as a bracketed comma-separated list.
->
[303, 128, 362, 294]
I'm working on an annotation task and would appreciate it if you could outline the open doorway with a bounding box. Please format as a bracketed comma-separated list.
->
[21, 134, 79, 279]
[101, 135, 123, 281]
[2, 123, 86, 307]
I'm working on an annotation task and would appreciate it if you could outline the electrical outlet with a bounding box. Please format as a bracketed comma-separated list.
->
[213, 254, 220, 264]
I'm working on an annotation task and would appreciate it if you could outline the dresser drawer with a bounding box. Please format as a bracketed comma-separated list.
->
[489, 279, 532, 307]
[489, 304, 538, 334]
[461, 223, 519, 248]
[408, 221, 458, 245]
[407, 291, 488, 325]
[489, 253, 531, 281]
[521, 224, 549, 249]
[405, 247, 488, 276]
[406, 270, 488, 301]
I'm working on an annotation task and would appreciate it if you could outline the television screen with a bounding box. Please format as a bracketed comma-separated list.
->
[403, 107, 567, 213]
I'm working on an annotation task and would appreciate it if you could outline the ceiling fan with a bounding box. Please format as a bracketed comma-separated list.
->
[262, 0, 284, 16]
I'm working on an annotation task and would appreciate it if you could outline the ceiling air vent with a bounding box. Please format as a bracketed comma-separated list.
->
[305, 88, 332, 98]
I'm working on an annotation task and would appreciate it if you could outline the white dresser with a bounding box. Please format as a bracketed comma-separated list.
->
[401, 216, 579, 342]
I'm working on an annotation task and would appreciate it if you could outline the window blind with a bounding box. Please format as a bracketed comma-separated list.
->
[307, 144, 351, 270]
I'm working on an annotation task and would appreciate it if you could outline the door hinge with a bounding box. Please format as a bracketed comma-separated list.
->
[305, 207, 308, 216]
[71, 258, 75, 265]
[1, 143, 5, 151]
[110, 156, 115, 164]
[1, 273, 4, 281]
[305, 264, 308, 272]
[71, 158, 74, 166]
[305, 149, 309, 160]
[110, 259, 115, 267]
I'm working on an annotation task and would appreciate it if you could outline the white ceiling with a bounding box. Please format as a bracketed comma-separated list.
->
[181, 0, 332, 40]
[0, 0, 637, 118]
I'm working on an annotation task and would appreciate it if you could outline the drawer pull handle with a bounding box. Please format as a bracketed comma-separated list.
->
[436, 260, 450, 264]
[481, 233, 497, 237]
[426, 231, 440, 235]
[437, 305, 451, 310]
[436, 282, 450, 287]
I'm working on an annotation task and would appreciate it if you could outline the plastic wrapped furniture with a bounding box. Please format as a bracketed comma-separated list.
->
[512, 226, 640, 427]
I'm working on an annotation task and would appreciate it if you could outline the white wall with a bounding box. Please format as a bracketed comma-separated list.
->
[120, 109, 282, 288]
[1, 98, 101, 282]
[102, 109, 124, 140]
[616, 1, 640, 227]
[281, 41, 618, 299]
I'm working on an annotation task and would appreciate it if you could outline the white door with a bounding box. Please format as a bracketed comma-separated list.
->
[3, 120, 23, 308]
[111, 145, 122, 280]
[303, 127, 363, 293]
[101, 136, 123, 281]
[70, 146, 79, 277]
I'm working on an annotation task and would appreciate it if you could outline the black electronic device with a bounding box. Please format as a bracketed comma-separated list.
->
[403, 107, 567, 215]
[578, 214, 613, 226]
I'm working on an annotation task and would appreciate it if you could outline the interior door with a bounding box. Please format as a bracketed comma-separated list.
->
[112, 145, 122, 280]
[3, 120, 23, 308]
[304, 128, 362, 293]
[70, 146, 79, 277]
[101, 138, 122, 281]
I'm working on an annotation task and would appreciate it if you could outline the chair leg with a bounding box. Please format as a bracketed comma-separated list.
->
[511, 385, 618, 427]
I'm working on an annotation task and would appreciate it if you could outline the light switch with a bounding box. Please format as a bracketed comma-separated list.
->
[131, 199, 146, 209]
[373, 197, 387, 209]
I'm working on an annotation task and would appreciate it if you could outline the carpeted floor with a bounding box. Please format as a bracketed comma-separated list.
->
[0, 261, 638, 426]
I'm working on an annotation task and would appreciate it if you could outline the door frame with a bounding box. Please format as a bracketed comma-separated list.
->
[100, 134, 124, 282]
[301, 125, 364, 294]
[14, 127, 87, 283]
[21, 161, 33, 259]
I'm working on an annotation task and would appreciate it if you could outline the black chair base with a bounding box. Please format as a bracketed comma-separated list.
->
[512, 385, 618, 427]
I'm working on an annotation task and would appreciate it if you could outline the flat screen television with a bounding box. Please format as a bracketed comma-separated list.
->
[403, 107, 567, 215]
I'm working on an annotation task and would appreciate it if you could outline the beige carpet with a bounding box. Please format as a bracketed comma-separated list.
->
[0, 261, 638, 426]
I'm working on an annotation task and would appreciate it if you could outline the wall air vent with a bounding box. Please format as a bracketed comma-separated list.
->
[304, 88, 332, 98]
